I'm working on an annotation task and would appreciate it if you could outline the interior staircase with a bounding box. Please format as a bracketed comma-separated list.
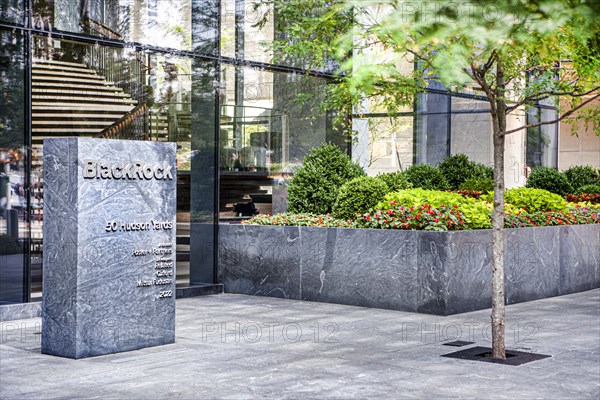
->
[32, 59, 137, 148]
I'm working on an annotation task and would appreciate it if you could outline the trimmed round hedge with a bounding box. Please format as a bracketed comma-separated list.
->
[438, 154, 494, 190]
[438, 154, 473, 189]
[403, 164, 449, 190]
[375, 171, 412, 192]
[459, 177, 494, 193]
[287, 144, 365, 214]
[564, 166, 600, 192]
[525, 167, 573, 197]
[332, 176, 389, 219]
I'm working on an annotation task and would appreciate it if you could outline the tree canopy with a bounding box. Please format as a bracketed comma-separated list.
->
[258, 0, 600, 133]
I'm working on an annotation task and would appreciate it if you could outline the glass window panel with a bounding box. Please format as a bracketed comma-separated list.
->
[31, 36, 216, 287]
[450, 112, 493, 166]
[415, 92, 450, 165]
[143, 52, 194, 285]
[220, 0, 235, 58]
[189, 58, 217, 284]
[364, 117, 413, 175]
[221, 0, 347, 72]
[31, 37, 148, 299]
[30, 37, 204, 294]
[450, 97, 493, 166]
[33, 0, 197, 52]
[1, 0, 24, 24]
[0, 29, 28, 304]
[540, 108, 558, 168]
[527, 107, 558, 168]
[220, 0, 273, 63]
[219, 66, 342, 220]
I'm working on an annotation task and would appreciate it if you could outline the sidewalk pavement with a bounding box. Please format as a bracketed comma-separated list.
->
[1, 289, 599, 399]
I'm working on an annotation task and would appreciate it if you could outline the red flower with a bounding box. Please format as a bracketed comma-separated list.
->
[365, 215, 371, 221]
[433, 218, 439, 222]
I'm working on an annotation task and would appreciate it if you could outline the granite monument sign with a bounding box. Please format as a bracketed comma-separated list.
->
[42, 138, 177, 359]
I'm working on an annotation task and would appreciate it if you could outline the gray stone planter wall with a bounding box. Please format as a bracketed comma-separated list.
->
[218, 224, 599, 315]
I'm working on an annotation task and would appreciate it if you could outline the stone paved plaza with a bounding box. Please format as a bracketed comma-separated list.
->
[1, 290, 599, 399]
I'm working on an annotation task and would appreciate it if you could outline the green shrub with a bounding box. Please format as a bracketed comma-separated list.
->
[438, 154, 476, 189]
[459, 201, 493, 229]
[376, 188, 492, 229]
[438, 154, 494, 190]
[564, 166, 600, 192]
[287, 144, 365, 214]
[471, 162, 494, 180]
[244, 213, 353, 228]
[459, 177, 494, 193]
[403, 164, 449, 190]
[525, 167, 572, 196]
[378, 188, 465, 209]
[332, 176, 389, 219]
[375, 171, 412, 192]
[574, 184, 600, 195]
[503, 187, 568, 212]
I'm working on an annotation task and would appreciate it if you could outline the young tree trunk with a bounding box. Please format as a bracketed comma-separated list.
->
[491, 64, 507, 359]
[491, 123, 506, 359]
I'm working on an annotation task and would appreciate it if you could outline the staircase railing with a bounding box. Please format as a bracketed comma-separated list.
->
[82, 16, 122, 41]
[97, 102, 149, 140]
[87, 45, 146, 102]
[83, 16, 146, 104]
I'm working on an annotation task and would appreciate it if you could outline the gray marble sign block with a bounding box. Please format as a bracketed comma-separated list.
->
[42, 138, 177, 359]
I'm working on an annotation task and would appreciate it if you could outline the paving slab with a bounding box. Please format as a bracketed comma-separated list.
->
[1, 289, 599, 399]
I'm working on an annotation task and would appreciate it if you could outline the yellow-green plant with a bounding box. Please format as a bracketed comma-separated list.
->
[376, 188, 492, 229]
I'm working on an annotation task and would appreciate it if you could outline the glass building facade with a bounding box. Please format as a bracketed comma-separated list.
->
[0, 0, 559, 304]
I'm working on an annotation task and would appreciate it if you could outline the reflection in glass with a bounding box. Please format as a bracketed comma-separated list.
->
[30, 37, 200, 292]
[220, 0, 273, 63]
[527, 107, 558, 168]
[146, 52, 193, 286]
[450, 97, 492, 166]
[415, 92, 450, 165]
[0, 30, 28, 304]
[365, 117, 413, 175]
[219, 66, 341, 220]
[0, 0, 24, 25]
[0, 0, 23, 24]
[190, 58, 218, 284]
[33, 0, 194, 51]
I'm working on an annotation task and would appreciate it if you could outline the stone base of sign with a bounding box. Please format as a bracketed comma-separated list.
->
[42, 138, 177, 359]
[176, 283, 224, 298]
[0, 301, 41, 322]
